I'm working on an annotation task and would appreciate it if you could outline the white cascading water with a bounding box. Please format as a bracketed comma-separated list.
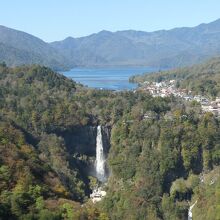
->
[188, 200, 197, 220]
[95, 125, 106, 182]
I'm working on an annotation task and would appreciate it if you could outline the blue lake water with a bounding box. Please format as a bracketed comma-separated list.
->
[62, 66, 158, 90]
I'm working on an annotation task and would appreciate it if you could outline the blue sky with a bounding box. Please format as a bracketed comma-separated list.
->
[1, 0, 220, 42]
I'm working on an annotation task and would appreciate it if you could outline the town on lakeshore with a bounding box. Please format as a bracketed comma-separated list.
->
[138, 80, 220, 117]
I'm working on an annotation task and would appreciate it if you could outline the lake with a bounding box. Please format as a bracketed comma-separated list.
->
[62, 66, 158, 90]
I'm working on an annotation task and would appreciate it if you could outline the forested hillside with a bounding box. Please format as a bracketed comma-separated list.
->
[0, 64, 220, 219]
[101, 99, 220, 219]
[0, 64, 113, 219]
[0, 26, 72, 70]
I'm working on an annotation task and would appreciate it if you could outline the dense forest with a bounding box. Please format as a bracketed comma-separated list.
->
[0, 64, 220, 219]
[131, 57, 220, 98]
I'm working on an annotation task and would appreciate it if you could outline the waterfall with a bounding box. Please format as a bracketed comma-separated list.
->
[188, 200, 197, 220]
[95, 125, 106, 182]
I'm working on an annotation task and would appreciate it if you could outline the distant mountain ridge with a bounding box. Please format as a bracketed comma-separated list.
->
[1, 19, 220, 69]
[51, 18, 220, 68]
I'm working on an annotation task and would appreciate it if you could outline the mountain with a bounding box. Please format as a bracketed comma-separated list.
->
[1, 19, 220, 70]
[51, 18, 220, 68]
[0, 25, 72, 70]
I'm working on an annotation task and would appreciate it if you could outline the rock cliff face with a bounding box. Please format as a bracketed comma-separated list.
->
[101, 125, 111, 156]
[56, 125, 111, 180]
[58, 125, 111, 157]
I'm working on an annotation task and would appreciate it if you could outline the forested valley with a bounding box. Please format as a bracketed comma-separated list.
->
[0, 63, 220, 219]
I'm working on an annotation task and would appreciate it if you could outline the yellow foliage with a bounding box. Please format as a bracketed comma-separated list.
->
[54, 184, 69, 197]
[20, 145, 34, 154]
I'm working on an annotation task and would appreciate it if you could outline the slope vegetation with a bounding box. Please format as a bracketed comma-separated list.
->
[0, 64, 220, 219]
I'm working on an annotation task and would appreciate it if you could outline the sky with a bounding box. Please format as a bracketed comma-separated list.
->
[1, 0, 220, 42]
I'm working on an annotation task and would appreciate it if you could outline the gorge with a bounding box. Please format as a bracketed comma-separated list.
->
[1, 1, 220, 219]
[0, 64, 220, 219]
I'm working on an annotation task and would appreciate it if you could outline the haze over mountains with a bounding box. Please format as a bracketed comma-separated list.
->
[1, 18, 220, 69]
